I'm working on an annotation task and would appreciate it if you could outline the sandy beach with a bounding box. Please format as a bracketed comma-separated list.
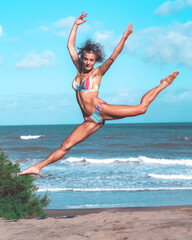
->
[0, 206, 192, 240]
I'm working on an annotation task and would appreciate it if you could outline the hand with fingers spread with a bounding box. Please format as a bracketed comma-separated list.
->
[123, 23, 133, 39]
[75, 11, 88, 25]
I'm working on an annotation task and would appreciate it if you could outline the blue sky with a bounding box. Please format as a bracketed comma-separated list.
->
[0, 0, 192, 125]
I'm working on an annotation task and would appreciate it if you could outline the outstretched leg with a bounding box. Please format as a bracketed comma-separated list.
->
[18, 121, 104, 175]
[100, 71, 179, 120]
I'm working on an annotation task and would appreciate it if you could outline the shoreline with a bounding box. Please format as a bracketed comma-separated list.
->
[44, 204, 192, 217]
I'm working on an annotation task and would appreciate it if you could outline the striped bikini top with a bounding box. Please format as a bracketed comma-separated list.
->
[72, 74, 99, 92]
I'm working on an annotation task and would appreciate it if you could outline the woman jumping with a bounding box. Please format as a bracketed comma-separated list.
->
[18, 12, 179, 175]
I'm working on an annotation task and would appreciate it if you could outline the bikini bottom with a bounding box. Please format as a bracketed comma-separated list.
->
[84, 99, 105, 124]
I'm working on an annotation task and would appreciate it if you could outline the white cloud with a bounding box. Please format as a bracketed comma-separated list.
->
[95, 30, 111, 41]
[16, 50, 56, 69]
[26, 25, 50, 34]
[159, 87, 192, 103]
[27, 16, 90, 38]
[94, 30, 114, 42]
[5, 101, 18, 108]
[54, 16, 90, 37]
[126, 21, 192, 66]
[94, 30, 117, 55]
[53, 16, 76, 29]
[0, 25, 19, 41]
[0, 25, 3, 36]
[104, 89, 141, 105]
[38, 25, 50, 32]
[155, 0, 192, 16]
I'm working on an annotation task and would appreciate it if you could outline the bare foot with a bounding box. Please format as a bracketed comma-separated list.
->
[160, 71, 179, 87]
[17, 165, 40, 176]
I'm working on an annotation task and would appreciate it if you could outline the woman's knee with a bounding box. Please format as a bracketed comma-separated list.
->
[139, 103, 148, 115]
[60, 138, 73, 152]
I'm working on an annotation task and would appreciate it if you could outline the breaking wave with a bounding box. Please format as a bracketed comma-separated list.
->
[148, 174, 192, 180]
[63, 156, 192, 166]
[20, 135, 45, 140]
[37, 187, 192, 192]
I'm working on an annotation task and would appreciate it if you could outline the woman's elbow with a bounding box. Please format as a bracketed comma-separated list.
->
[110, 56, 116, 61]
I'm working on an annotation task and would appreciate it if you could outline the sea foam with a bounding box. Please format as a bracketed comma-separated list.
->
[63, 156, 192, 166]
[148, 174, 192, 180]
[64, 157, 139, 164]
[37, 187, 192, 192]
[20, 135, 45, 140]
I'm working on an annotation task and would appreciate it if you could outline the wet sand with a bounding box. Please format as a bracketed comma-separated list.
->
[0, 206, 192, 240]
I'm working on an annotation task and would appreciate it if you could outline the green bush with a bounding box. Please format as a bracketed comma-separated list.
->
[0, 149, 50, 219]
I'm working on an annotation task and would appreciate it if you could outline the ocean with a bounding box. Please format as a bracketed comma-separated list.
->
[0, 123, 192, 209]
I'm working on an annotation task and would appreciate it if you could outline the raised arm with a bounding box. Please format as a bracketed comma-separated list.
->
[67, 12, 87, 70]
[98, 23, 133, 76]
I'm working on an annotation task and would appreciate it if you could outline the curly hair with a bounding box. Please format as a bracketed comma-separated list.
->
[78, 39, 105, 63]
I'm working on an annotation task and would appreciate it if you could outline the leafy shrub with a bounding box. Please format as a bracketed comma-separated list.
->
[0, 149, 50, 219]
